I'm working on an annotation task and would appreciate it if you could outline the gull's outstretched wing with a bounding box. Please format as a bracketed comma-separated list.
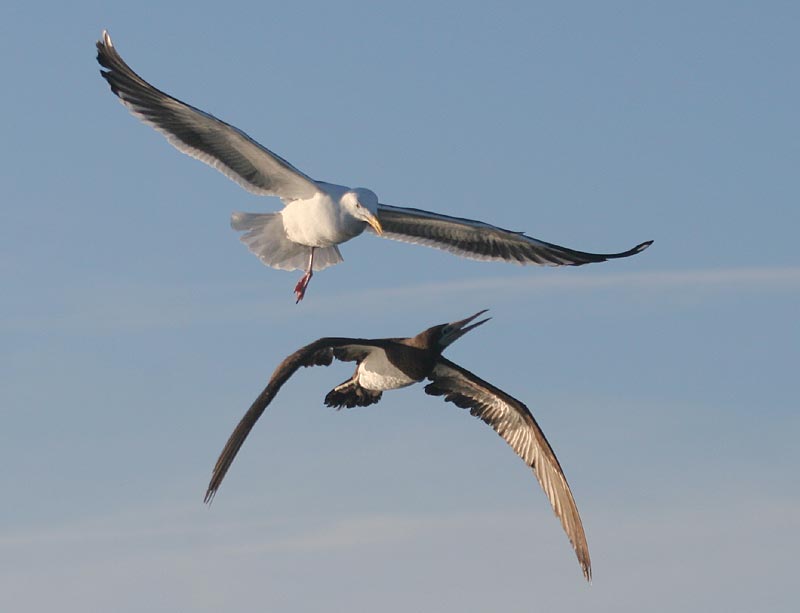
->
[425, 358, 591, 581]
[96, 31, 319, 201]
[375, 203, 652, 266]
[205, 338, 385, 503]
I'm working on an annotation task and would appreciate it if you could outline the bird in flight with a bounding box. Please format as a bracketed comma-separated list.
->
[204, 310, 592, 581]
[97, 31, 651, 302]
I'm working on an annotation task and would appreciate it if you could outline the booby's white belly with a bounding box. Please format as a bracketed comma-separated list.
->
[282, 192, 363, 247]
[357, 352, 417, 391]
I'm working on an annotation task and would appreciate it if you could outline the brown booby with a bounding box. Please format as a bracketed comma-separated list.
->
[205, 310, 592, 581]
[96, 31, 652, 303]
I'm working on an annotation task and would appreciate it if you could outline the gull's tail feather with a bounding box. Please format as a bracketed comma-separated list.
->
[231, 212, 343, 272]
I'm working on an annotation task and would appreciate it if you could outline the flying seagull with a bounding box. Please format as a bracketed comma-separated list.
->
[97, 31, 652, 302]
[204, 310, 592, 581]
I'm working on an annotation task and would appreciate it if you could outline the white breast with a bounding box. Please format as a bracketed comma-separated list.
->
[282, 194, 340, 247]
[282, 186, 364, 247]
[357, 351, 417, 391]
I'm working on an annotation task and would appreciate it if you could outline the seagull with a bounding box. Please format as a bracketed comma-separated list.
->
[204, 310, 592, 581]
[97, 31, 652, 302]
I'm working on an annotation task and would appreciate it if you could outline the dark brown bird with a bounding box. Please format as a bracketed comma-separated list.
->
[205, 311, 592, 581]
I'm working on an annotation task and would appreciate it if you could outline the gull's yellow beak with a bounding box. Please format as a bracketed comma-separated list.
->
[366, 212, 383, 235]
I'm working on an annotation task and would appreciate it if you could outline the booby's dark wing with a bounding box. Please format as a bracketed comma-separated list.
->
[205, 337, 384, 503]
[425, 358, 591, 581]
[96, 31, 319, 201]
[374, 203, 652, 266]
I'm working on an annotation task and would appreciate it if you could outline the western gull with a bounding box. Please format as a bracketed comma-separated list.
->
[204, 310, 592, 581]
[97, 31, 652, 302]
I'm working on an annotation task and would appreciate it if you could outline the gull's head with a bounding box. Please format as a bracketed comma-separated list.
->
[341, 188, 382, 235]
[414, 310, 491, 353]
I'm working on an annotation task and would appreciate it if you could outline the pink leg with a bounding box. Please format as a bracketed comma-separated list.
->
[294, 248, 315, 303]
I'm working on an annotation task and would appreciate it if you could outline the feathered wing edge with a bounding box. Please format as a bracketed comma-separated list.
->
[425, 358, 592, 582]
[204, 338, 375, 503]
[375, 203, 652, 266]
[96, 30, 320, 201]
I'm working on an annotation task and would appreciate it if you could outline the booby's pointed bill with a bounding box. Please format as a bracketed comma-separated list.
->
[441, 309, 491, 346]
[204, 316, 591, 581]
[96, 31, 319, 201]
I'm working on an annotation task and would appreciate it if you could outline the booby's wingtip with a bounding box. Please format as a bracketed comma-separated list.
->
[96, 30, 115, 74]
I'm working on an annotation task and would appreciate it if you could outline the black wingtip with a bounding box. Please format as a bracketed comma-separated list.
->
[604, 239, 653, 260]
[95, 30, 112, 67]
[95, 31, 121, 94]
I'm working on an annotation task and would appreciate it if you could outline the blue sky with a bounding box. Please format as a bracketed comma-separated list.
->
[1, 1, 798, 611]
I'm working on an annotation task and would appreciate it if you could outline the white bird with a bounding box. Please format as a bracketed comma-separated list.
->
[97, 31, 652, 302]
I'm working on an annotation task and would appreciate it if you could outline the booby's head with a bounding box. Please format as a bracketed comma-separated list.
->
[341, 188, 383, 235]
[414, 310, 491, 352]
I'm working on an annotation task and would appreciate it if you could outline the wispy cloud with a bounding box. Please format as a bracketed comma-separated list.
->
[346, 265, 800, 303]
[0, 503, 516, 557]
[3, 266, 798, 333]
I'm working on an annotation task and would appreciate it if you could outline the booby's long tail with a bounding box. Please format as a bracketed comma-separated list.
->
[324, 379, 383, 409]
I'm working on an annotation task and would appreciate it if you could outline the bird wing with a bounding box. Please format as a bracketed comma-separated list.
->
[204, 337, 385, 503]
[425, 358, 591, 581]
[374, 203, 652, 266]
[96, 31, 319, 201]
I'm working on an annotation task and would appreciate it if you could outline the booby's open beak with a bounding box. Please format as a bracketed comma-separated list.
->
[365, 212, 383, 235]
[442, 309, 491, 346]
